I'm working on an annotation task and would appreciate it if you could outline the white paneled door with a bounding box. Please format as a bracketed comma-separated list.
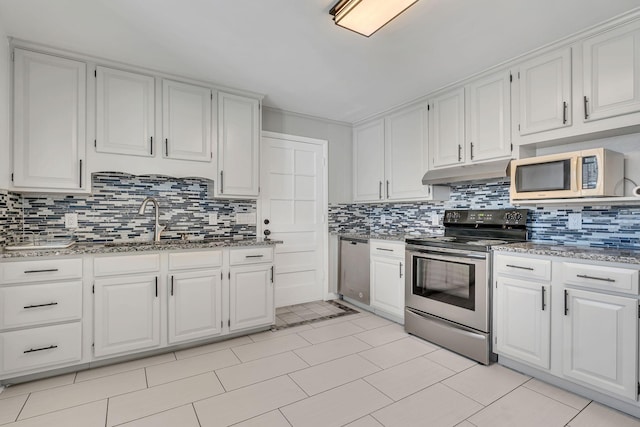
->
[259, 132, 328, 307]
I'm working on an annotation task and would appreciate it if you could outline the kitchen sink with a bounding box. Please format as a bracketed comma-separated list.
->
[4, 239, 76, 251]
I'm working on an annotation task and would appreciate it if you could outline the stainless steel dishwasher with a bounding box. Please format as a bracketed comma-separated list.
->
[338, 237, 370, 305]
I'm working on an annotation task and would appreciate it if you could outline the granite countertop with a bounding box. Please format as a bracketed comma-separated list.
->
[0, 238, 281, 259]
[332, 231, 441, 242]
[493, 242, 640, 265]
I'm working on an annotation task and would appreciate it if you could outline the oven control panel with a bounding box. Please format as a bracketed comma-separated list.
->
[444, 209, 528, 226]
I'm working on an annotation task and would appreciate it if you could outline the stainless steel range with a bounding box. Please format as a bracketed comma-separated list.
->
[405, 209, 528, 365]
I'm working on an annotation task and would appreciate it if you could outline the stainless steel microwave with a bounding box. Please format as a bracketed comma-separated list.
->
[510, 148, 624, 200]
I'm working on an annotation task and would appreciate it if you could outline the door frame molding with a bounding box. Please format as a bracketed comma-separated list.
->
[258, 131, 330, 304]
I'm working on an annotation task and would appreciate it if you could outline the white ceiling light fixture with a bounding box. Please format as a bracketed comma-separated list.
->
[329, 0, 420, 37]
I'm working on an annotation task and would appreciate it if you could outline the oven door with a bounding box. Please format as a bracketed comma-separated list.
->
[405, 247, 489, 332]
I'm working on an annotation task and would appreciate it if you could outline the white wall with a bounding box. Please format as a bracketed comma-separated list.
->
[0, 23, 9, 190]
[262, 107, 352, 204]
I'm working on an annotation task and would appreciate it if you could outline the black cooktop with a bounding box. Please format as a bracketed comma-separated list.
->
[406, 209, 529, 252]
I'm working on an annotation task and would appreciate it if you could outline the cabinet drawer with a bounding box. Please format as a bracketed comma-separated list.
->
[0, 281, 82, 330]
[370, 240, 405, 258]
[495, 255, 551, 281]
[0, 322, 81, 374]
[94, 253, 160, 277]
[230, 247, 273, 265]
[561, 262, 639, 294]
[0, 258, 82, 284]
[168, 250, 223, 271]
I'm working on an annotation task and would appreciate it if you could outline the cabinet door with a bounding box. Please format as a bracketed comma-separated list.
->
[429, 87, 465, 168]
[562, 288, 638, 400]
[517, 48, 572, 135]
[162, 80, 212, 162]
[168, 269, 223, 344]
[370, 256, 405, 319]
[466, 71, 511, 162]
[385, 104, 430, 201]
[583, 20, 640, 122]
[218, 92, 260, 197]
[93, 275, 160, 357]
[229, 264, 274, 332]
[13, 49, 86, 191]
[495, 277, 550, 369]
[96, 67, 155, 157]
[353, 119, 385, 202]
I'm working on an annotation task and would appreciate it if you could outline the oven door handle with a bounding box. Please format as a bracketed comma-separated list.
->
[407, 249, 487, 261]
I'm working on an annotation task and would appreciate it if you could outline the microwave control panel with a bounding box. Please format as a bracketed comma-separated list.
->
[582, 155, 598, 190]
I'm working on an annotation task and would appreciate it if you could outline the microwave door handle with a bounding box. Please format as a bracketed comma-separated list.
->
[572, 156, 579, 193]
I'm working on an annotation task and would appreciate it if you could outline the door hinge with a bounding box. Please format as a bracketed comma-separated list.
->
[518, 124, 521, 131]
[221, 271, 223, 280]
[228, 272, 231, 280]
[427, 104, 430, 111]
[94, 69, 97, 78]
[94, 139, 97, 148]
[92, 284, 94, 294]
[221, 320, 223, 328]
[10, 173, 13, 182]
[210, 152, 213, 159]
[211, 92, 213, 100]
[228, 319, 231, 327]
[509, 73, 512, 83]
[510, 143, 513, 152]
[92, 342, 94, 347]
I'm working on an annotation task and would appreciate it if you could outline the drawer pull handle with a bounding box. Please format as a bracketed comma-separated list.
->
[506, 264, 534, 271]
[24, 345, 58, 354]
[24, 269, 59, 274]
[24, 302, 58, 309]
[245, 255, 264, 258]
[576, 274, 615, 283]
[376, 248, 393, 252]
[541, 286, 546, 311]
[564, 290, 569, 315]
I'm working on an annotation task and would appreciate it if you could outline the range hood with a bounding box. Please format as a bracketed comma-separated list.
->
[422, 159, 512, 185]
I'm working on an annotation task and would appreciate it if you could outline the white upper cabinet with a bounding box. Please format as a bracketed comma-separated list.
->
[385, 104, 430, 200]
[582, 20, 640, 122]
[430, 87, 465, 168]
[96, 67, 155, 157]
[162, 79, 212, 162]
[353, 119, 385, 202]
[516, 48, 572, 136]
[466, 70, 512, 162]
[12, 49, 87, 192]
[217, 92, 260, 198]
[353, 106, 444, 203]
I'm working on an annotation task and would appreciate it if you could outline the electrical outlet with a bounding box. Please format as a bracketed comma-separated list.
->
[64, 213, 78, 229]
[208, 213, 218, 225]
[431, 212, 440, 226]
[567, 213, 582, 230]
[235, 213, 256, 225]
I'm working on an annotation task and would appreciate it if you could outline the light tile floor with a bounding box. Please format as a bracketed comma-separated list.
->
[1, 304, 639, 427]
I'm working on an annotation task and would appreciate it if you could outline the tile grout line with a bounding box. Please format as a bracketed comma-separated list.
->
[521, 381, 590, 412]
[278, 407, 294, 427]
[104, 398, 109, 427]
[191, 402, 202, 427]
[565, 400, 595, 426]
[13, 392, 30, 423]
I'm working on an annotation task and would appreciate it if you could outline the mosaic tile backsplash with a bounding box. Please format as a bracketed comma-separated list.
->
[1, 173, 257, 244]
[329, 180, 640, 250]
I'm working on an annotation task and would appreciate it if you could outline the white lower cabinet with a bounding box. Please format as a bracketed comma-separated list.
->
[495, 277, 550, 369]
[229, 264, 274, 332]
[0, 257, 84, 380]
[168, 269, 223, 344]
[93, 274, 160, 358]
[494, 252, 640, 407]
[562, 287, 638, 400]
[370, 240, 405, 322]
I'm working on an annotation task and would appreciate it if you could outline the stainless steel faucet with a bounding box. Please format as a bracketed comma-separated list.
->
[137, 197, 166, 242]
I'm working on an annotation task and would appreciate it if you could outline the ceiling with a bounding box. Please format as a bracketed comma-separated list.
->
[1, 0, 640, 124]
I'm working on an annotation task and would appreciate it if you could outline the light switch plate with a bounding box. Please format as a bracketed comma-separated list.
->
[567, 213, 582, 230]
[65, 213, 78, 229]
[208, 213, 218, 225]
